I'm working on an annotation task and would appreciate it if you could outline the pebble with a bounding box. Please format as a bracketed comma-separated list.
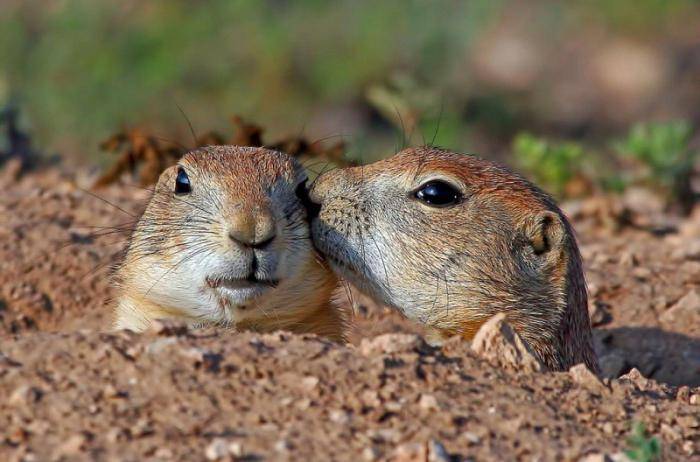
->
[362, 446, 381, 461]
[205, 438, 229, 461]
[660, 423, 681, 441]
[53, 434, 87, 459]
[9, 385, 42, 407]
[301, 375, 319, 390]
[676, 415, 699, 429]
[148, 319, 189, 336]
[391, 442, 425, 461]
[329, 409, 350, 425]
[588, 300, 612, 327]
[274, 439, 292, 452]
[418, 393, 439, 411]
[569, 364, 608, 394]
[359, 333, 423, 356]
[427, 439, 451, 462]
[228, 441, 244, 457]
[471, 313, 544, 372]
[660, 289, 700, 325]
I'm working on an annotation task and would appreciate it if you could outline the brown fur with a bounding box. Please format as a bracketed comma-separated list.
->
[309, 146, 598, 371]
[114, 146, 344, 341]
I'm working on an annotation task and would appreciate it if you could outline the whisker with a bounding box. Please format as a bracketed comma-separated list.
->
[78, 188, 137, 218]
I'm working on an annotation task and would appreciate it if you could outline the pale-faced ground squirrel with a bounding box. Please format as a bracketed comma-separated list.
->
[308, 146, 598, 371]
[114, 146, 344, 340]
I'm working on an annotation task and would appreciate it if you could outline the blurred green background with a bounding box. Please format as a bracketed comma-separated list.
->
[2, 0, 700, 205]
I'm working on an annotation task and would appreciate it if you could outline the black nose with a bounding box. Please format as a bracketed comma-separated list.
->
[296, 180, 322, 220]
[305, 198, 321, 220]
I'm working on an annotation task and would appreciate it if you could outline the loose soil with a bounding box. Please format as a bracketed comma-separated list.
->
[1, 165, 698, 461]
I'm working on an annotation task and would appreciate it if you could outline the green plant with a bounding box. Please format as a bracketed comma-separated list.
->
[624, 422, 661, 462]
[614, 120, 698, 209]
[512, 132, 588, 197]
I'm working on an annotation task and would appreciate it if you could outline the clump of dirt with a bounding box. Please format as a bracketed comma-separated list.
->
[1, 164, 699, 460]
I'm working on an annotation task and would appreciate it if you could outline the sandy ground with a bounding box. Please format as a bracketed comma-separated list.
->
[1, 164, 699, 461]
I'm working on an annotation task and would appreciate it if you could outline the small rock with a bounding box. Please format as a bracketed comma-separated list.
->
[690, 394, 700, 405]
[154, 447, 173, 459]
[105, 428, 126, 443]
[368, 428, 399, 444]
[677, 415, 699, 429]
[391, 442, 426, 461]
[359, 333, 424, 356]
[660, 423, 682, 441]
[427, 439, 450, 462]
[329, 409, 350, 425]
[205, 438, 229, 460]
[610, 453, 633, 462]
[1, 158, 23, 183]
[228, 441, 243, 457]
[579, 454, 612, 462]
[274, 439, 292, 452]
[145, 337, 178, 354]
[618, 251, 638, 268]
[569, 363, 607, 393]
[9, 386, 42, 407]
[103, 384, 126, 399]
[463, 432, 481, 445]
[53, 434, 87, 460]
[618, 368, 650, 390]
[362, 446, 381, 461]
[676, 386, 690, 402]
[148, 319, 189, 336]
[301, 376, 319, 390]
[385, 401, 403, 412]
[418, 394, 439, 411]
[471, 313, 545, 372]
[683, 441, 696, 456]
[660, 289, 700, 325]
[130, 418, 153, 438]
[588, 300, 612, 327]
[295, 398, 311, 410]
[670, 238, 700, 261]
[631, 266, 652, 280]
[581, 454, 633, 462]
[361, 390, 381, 407]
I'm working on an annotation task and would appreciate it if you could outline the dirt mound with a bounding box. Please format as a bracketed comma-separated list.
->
[1, 329, 697, 461]
[1, 166, 699, 460]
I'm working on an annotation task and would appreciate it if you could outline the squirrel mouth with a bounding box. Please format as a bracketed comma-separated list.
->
[206, 276, 279, 290]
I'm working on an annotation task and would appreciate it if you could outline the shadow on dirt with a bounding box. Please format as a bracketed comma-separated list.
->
[594, 326, 700, 386]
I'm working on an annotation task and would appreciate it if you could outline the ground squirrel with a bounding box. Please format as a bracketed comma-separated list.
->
[114, 146, 344, 340]
[308, 146, 598, 371]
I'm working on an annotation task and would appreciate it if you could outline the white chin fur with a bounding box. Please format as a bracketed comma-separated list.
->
[213, 285, 271, 305]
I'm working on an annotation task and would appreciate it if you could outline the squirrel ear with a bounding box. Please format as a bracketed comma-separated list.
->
[522, 211, 565, 256]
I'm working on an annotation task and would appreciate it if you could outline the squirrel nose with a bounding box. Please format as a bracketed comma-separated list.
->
[228, 209, 276, 249]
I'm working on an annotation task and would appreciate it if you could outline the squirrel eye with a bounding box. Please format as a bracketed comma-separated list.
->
[175, 167, 191, 194]
[414, 180, 461, 207]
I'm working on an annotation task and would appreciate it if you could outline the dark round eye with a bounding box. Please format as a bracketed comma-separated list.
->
[175, 167, 191, 195]
[414, 180, 461, 207]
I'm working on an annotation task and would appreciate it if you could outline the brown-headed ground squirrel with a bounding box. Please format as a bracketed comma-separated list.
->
[114, 146, 344, 340]
[308, 146, 598, 371]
